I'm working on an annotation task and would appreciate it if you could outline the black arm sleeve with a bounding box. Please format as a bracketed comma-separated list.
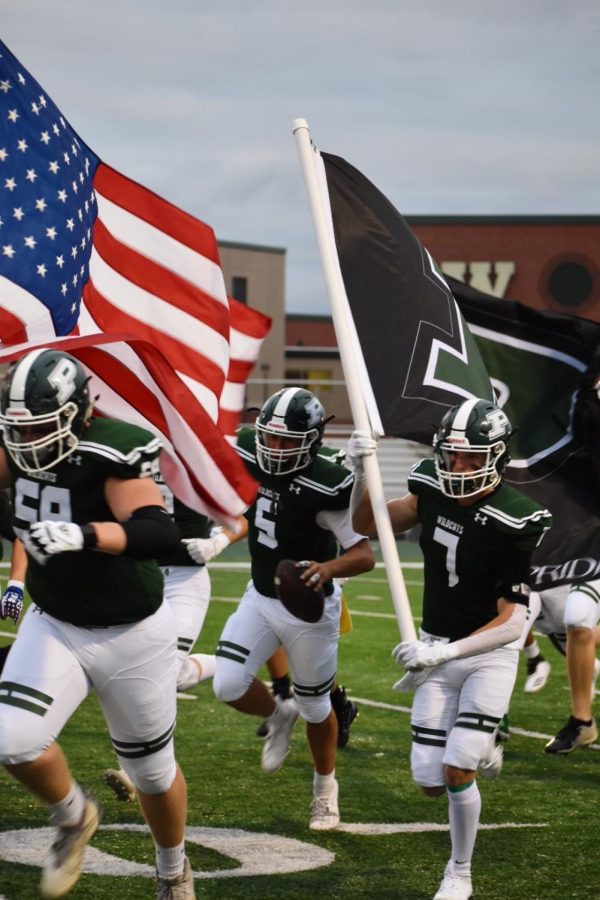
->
[121, 505, 181, 561]
[498, 546, 533, 605]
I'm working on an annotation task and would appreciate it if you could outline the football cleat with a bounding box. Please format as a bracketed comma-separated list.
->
[524, 656, 551, 694]
[433, 864, 473, 900]
[261, 696, 299, 773]
[41, 794, 101, 898]
[544, 716, 598, 754]
[478, 743, 503, 780]
[309, 778, 340, 831]
[331, 685, 359, 749]
[156, 856, 196, 899]
[104, 767, 137, 802]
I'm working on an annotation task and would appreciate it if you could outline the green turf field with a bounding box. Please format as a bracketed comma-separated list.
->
[0, 546, 598, 899]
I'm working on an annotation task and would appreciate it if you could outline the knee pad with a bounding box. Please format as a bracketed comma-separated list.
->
[295, 693, 331, 724]
[411, 738, 445, 788]
[120, 742, 177, 795]
[0, 704, 53, 765]
[564, 589, 599, 630]
[213, 658, 251, 703]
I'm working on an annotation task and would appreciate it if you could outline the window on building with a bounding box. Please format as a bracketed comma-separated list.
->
[231, 276, 248, 304]
[547, 262, 593, 308]
[285, 369, 332, 392]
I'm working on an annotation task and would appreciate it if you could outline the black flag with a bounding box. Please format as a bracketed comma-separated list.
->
[321, 151, 600, 588]
[321, 152, 493, 439]
[449, 276, 600, 588]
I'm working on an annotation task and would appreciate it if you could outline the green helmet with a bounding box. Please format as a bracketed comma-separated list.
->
[255, 387, 325, 476]
[433, 398, 512, 498]
[0, 348, 92, 473]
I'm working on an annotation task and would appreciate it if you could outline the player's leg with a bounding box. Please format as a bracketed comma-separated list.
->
[105, 565, 215, 804]
[213, 583, 283, 715]
[255, 646, 297, 737]
[163, 565, 215, 691]
[283, 586, 341, 829]
[437, 648, 518, 900]
[546, 581, 600, 753]
[94, 603, 194, 896]
[0, 607, 100, 898]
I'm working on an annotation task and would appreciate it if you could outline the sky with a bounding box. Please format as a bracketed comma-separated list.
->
[3, 0, 599, 314]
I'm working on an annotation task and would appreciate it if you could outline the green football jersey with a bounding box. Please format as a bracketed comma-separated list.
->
[409, 458, 553, 641]
[6, 417, 166, 626]
[236, 427, 354, 597]
[154, 474, 210, 567]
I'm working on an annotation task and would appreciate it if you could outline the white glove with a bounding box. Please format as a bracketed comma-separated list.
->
[392, 639, 455, 670]
[345, 430, 378, 470]
[183, 530, 231, 564]
[24, 521, 84, 566]
[392, 669, 431, 692]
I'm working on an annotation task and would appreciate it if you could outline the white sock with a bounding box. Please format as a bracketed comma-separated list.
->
[189, 653, 217, 682]
[313, 769, 336, 795]
[447, 781, 481, 875]
[49, 781, 86, 827]
[524, 640, 541, 660]
[156, 841, 185, 879]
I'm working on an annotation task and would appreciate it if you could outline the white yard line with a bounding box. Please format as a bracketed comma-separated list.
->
[350, 695, 600, 752]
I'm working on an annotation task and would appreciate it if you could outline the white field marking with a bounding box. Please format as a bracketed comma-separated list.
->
[207, 562, 424, 571]
[0, 824, 334, 879]
[210, 596, 422, 623]
[357, 595, 383, 601]
[0, 630, 15, 640]
[176, 693, 198, 701]
[338, 822, 549, 836]
[350, 696, 600, 752]
[351, 577, 423, 585]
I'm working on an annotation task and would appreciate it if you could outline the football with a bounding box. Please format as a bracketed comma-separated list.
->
[274, 558, 325, 623]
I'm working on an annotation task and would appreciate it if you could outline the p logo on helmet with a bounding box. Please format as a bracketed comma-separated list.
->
[255, 387, 326, 477]
[0, 348, 93, 473]
[433, 397, 513, 499]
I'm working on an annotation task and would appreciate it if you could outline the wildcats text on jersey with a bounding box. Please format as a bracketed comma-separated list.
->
[436, 516, 464, 535]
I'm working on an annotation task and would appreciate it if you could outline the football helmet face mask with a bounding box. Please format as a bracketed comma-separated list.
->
[433, 398, 512, 498]
[255, 387, 325, 476]
[0, 349, 92, 473]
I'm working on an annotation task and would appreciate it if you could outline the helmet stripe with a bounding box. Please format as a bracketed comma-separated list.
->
[270, 387, 302, 425]
[449, 397, 480, 435]
[7, 348, 49, 406]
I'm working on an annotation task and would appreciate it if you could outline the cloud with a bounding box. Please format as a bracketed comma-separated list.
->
[3, 0, 599, 313]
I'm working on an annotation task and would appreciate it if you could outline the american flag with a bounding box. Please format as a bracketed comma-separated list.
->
[222, 296, 271, 441]
[0, 40, 263, 523]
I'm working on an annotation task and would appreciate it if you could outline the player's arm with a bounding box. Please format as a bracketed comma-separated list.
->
[346, 430, 420, 536]
[353, 487, 419, 538]
[394, 548, 532, 671]
[0, 538, 27, 625]
[183, 515, 248, 565]
[24, 476, 180, 563]
[298, 506, 375, 591]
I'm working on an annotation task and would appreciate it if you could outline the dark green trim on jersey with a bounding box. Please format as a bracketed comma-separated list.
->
[112, 720, 176, 759]
[7, 417, 166, 626]
[216, 640, 250, 665]
[408, 458, 552, 640]
[411, 724, 447, 747]
[455, 711, 501, 733]
[293, 674, 336, 697]
[0, 681, 54, 717]
[236, 427, 355, 598]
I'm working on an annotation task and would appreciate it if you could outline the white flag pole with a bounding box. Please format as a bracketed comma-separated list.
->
[292, 118, 417, 642]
